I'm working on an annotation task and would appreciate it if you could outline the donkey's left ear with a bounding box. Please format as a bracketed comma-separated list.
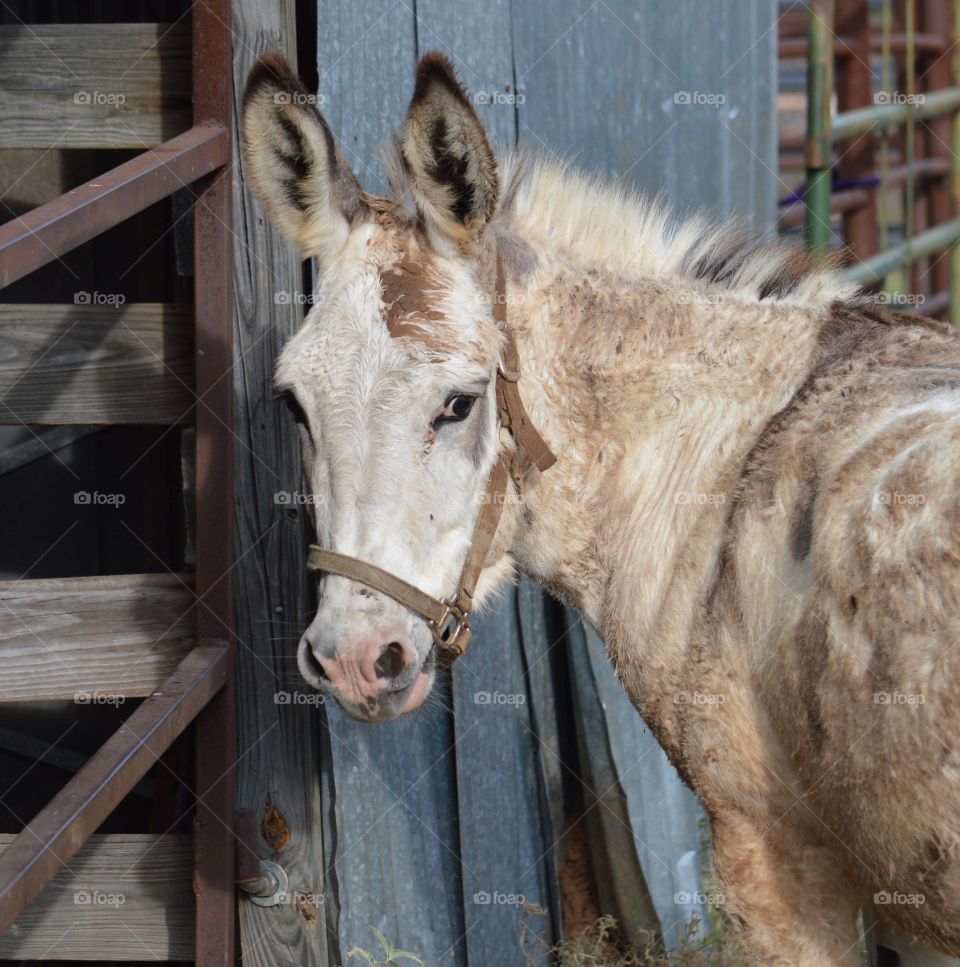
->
[402, 52, 499, 254]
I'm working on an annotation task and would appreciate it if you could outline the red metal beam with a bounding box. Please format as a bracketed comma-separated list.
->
[191, 0, 237, 963]
[780, 30, 948, 58]
[835, 0, 877, 260]
[0, 123, 228, 289]
[0, 644, 229, 934]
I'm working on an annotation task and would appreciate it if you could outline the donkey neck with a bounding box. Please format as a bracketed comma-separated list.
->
[506, 254, 829, 674]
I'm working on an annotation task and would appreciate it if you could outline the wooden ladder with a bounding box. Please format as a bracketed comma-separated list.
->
[0, 5, 235, 962]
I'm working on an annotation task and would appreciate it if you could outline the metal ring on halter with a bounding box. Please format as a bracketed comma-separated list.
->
[428, 598, 470, 655]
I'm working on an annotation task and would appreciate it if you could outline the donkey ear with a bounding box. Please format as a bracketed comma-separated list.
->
[402, 52, 499, 253]
[242, 53, 366, 259]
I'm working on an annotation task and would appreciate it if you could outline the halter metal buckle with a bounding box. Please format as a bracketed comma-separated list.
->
[429, 598, 470, 657]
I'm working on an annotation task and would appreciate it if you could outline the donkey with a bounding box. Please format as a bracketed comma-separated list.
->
[241, 51, 960, 966]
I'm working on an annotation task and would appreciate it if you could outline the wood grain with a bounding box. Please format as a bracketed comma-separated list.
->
[232, 1, 333, 963]
[0, 304, 194, 425]
[315, 7, 471, 964]
[0, 23, 191, 149]
[0, 573, 194, 701]
[0, 834, 192, 960]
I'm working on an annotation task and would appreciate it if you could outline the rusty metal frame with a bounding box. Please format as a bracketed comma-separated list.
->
[191, 0, 237, 961]
[0, 125, 228, 289]
[0, 0, 236, 961]
[800, 0, 960, 322]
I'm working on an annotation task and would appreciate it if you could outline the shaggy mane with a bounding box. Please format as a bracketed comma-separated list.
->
[498, 152, 858, 306]
[386, 140, 858, 307]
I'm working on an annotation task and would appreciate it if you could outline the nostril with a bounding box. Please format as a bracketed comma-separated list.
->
[374, 641, 407, 680]
[303, 645, 328, 683]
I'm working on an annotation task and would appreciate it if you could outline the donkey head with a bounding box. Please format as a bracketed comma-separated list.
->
[242, 53, 518, 722]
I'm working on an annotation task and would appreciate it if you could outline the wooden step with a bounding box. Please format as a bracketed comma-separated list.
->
[0, 304, 194, 425]
[0, 834, 192, 960]
[0, 573, 195, 702]
[0, 23, 190, 149]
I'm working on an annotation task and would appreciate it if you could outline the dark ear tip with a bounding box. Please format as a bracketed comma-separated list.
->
[412, 50, 468, 106]
[243, 51, 304, 109]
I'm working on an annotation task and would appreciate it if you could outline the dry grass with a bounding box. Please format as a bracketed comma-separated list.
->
[521, 904, 750, 967]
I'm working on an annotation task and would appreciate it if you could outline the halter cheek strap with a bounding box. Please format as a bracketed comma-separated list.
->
[306, 255, 556, 668]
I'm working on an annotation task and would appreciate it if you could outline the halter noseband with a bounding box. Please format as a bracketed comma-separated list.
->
[306, 255, 556, 669]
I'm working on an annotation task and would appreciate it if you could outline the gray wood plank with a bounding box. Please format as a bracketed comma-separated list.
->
[413, 0, 518, 153]
[316, 2, 418, 194]
[232, 1, 333, 964]
[582, 625, 707, 949]
[0, 834, 192, 960]
[0, 304, 194, 425]
[324, 701, 466, 965]
[412, 4, 562, 961]
[0, 573, 194, 702]
[0, 23, 191, 149]
[565, 615, 662, 947]
[512, 0, 776, 226]
[451, 592, 557, 966]
[315, 8, 468, 963]
[515, 579, 565, 921]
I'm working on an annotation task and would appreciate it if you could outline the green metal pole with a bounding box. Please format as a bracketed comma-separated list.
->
[806, 0, 835, 256]
[952, 0, 960, 326]
[844, 218, 960, 286]
[832, 87, 960, 141]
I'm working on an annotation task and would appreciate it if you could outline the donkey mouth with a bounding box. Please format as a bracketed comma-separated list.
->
[331, 669, 434, 723]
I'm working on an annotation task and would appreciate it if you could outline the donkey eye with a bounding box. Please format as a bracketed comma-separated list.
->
[434, 393, 476, 426]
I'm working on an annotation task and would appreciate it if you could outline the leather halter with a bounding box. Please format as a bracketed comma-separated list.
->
[307, 254, 556, 668]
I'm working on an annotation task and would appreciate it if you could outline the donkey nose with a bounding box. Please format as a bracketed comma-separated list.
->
[300, 632, 416, 697]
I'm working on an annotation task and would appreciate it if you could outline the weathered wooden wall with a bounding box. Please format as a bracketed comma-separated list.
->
[233, 1, 777, 964]
[231, 1, 339, 964]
